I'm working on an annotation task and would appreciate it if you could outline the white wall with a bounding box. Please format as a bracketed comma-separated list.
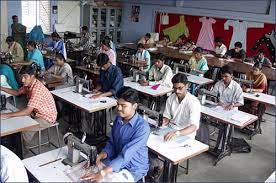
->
[57, 1, 81, 33]
[1, 0, 8, 51]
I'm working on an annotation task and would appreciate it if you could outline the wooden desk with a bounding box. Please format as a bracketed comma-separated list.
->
[179, 72, 214, 86]
[117, 58, 148, 71]
[23, 147, 76, 182]
[147, 118, 208, 182]
[124, 77, 173, 97]
[75, 66, 100, 76]
[39, 76, 64, 89]
[1, 104, 39, 137]
[51, 86, 117, 145]
[51, 87, 117, 113]
[243, 92, 275, 106]
[1, 103, 39, 159]
[201, 105, 257, 165]
[120, 43, 276, 81]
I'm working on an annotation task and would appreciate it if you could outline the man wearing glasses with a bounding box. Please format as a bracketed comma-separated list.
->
[162, 73, 201, 141]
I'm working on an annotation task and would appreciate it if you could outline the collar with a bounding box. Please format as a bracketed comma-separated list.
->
[27, 78, 38, 91]
[175, 92, 190, 104]
[118, 112, 139, 127]
[224, 79, 234, 89]
[159, 64, 166, 73]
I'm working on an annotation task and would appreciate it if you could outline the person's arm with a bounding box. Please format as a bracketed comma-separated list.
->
[224, 85, 244, 110]
[1, 106, 34, 119]
[0, 87, 21, 96]
[263, 58, 273, 68]
[164, 99, 201, 141]
[160, 67, 173, 87]
[103, 124, 150, 173]
[162, 97, 172, 126]
[164, 124, 197, 141]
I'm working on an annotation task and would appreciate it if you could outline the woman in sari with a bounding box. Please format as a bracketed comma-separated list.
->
[244, 62, 268, 94]
[243, 62, 268, 114]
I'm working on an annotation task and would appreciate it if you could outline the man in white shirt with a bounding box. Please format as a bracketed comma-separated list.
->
[139, 53, 173, 88]
[212, 65, 244, 110]
[138, 33, 155, 45]
[162, 73, 201, 140]
[214, 37, 227, 57]
[0, 145, 29, 182]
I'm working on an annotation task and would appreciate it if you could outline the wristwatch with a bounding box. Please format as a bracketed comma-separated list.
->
[175, 131, 180, 136]
[100, 170, 106, 177]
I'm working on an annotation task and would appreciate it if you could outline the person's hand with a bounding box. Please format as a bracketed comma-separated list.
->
[1, 113, 10, 119]
[138, 80, 149, 86]
[245, 88, 251, 93]
[224, 104, 234, 111]
[164, 131, 177, 141]
[91, 94, 102, 99]
[80, 172, 103, 182]
[43, 71, 49, 76]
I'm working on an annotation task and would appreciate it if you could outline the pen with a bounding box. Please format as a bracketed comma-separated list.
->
[38, 158, 62, 167]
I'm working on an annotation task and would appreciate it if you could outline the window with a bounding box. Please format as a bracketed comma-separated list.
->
[21, 0, 51, 33]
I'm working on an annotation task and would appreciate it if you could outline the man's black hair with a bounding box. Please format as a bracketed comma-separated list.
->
[171, 73, 188, 85]
[221, 65, 233, 75]
[116, 86, 140, 104]
[234, 42, 242, 48]
[96, 53, 110, 66]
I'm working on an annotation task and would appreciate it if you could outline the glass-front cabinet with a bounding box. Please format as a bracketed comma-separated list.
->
[83, 6, 122, 46]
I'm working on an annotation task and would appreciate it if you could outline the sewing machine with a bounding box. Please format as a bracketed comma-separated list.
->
[173, 62, 190, 74]
[234, 77, 254, 92]
[131, 69, 148, 82]
[138, 105, 163, 128]
[0, 52, 13, 63]
[0, 94, 6, 111]
[62, 132, 97, 167]
[75, 76, 93, 94]
[198, 89, 218, 106]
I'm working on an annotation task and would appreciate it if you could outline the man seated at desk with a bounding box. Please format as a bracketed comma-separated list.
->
[44, 53, 74, 86]
[247, 49, 272, 68]
[75, 26, 94, 51]
[138, 33, 155, 45]
[157, 35, 172, 47]
[188, 47, 209, 77]
[91, 53, 123, 99]
[98, 39, 116, 65]
[139, 53, 173, 88]
[5, 36, 24, 62]
[134, 43, 151, 72]
[81, 87, 150, 182]
[0, 65, 57, 148]
[181, 39, 196, 51]
[162, 73, 201, 141]
[225, 41, 246, 62]
[212, 65, 244, 110]
[26, 41, 45, 71]
[214, 37, 227, 57]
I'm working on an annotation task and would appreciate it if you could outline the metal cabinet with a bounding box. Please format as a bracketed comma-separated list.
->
[83, 6, 122, 46]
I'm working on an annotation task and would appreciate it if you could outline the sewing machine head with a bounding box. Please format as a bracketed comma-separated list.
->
[62, 132, 97, 167]
[234, 77, 254, 90]
[198, 89, 218, 106]
[173, 62, 190, 74]
[138, 105, 163, 128]
[75, 76, 93, 94]
[131, 68, 148, 82]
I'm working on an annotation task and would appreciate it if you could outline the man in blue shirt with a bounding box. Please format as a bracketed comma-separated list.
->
[0, 63, 19, 89]
[91, 53, 123, 99]
[81, 87, 150, 182]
